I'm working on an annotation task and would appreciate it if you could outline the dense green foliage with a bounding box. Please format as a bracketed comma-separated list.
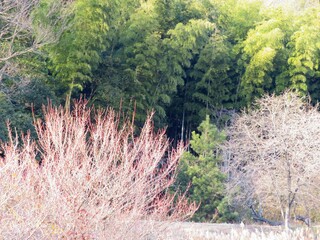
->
[2, 0, 320, 223]
[5, 0, 320, 132]
[177, 116, 238, 222]
[0, 76, 57, 140]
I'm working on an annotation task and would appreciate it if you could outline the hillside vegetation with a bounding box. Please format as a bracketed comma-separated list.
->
[1, 0, 320, 238]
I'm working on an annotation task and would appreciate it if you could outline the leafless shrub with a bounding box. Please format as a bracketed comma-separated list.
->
[0, 101, 196, 239]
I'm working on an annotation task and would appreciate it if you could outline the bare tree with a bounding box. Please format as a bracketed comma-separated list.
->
[225, 91, 320, 229]
[0, 101, 197, 239]
[0, 0, 71, 79]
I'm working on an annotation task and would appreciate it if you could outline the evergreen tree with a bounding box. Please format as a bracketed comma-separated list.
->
[38, 0, 112, 109]
[164, 18, 216, 139]
[239, 9, 295, 105]
[177, 116, 237, 222]
[288, 6, 320, 101]
[191, 35, 237, 126]
[214, 0, 263, 42]
[0, 76, 58, 141]
[93, 0, 175, 127]
[93, 1, 216, 128]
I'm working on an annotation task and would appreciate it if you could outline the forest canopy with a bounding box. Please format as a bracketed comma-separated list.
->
[0, 0, 319, 140]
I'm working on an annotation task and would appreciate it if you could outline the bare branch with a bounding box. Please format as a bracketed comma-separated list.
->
[0, 0, 72, 79]
[250, 205, 283, 226]
[225, 91, 320, 228]
[0, 101, 197, 238]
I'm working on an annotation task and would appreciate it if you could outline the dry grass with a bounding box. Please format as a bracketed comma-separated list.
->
[165, 222, 320, 240]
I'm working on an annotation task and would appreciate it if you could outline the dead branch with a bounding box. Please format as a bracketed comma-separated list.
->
[0, 0, 72, 79]
[295, 215, 311, 227]
[250, 205, 283, 226]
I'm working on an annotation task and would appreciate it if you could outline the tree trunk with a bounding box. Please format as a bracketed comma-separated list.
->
[65, 82, 74, 112]
[181, 107, 185, 142]
[65, 92, 71, 112]
[284, 207, 290, 230]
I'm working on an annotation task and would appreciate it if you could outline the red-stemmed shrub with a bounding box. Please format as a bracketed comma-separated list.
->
[0, 102, 196, 239]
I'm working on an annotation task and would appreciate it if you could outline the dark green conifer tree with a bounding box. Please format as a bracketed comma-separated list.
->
[177, 116, 238, 222]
